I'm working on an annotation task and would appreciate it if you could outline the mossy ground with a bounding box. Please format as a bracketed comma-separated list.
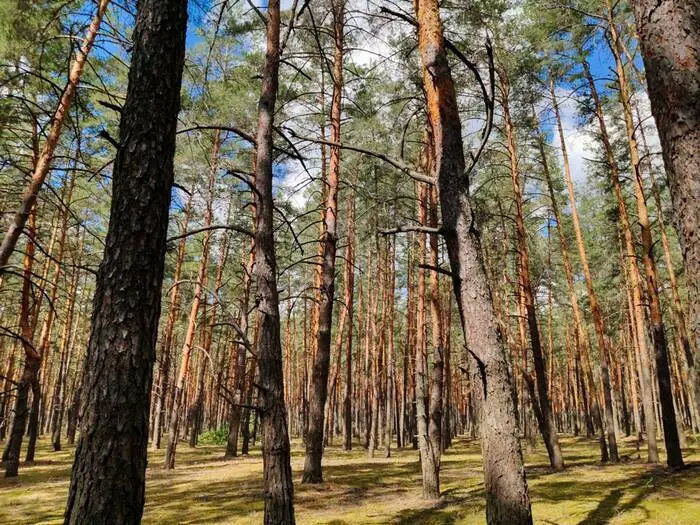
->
[1, 434, 699, 524]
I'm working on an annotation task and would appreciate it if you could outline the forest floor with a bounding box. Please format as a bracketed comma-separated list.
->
[1, 434, 699, 524]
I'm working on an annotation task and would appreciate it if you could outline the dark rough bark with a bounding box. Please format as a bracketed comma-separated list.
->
[632, 0, 700, 437]
[253, 0, 295, 521]
[413, 0, 532, 522]
[63, 0, 187, 522]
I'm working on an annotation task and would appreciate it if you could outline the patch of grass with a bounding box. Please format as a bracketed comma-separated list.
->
[1, 434, 699, 524]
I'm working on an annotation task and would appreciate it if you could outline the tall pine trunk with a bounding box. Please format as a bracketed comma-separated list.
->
[632, 0, 700, 435]
[550, 80, 618, 462]
[165, 133, 219, 469]
[0, 0, 110, 271]
[413, 1, 533, 522]
[63, 0, 187, 520]
[501, 74, 563, 470]
[253, 0, 296, 520]
[581, 56, 659, 463]
[605, 6, 684, 466]
[303, 0, 344, 483]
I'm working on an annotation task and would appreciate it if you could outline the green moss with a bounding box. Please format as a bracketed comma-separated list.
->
[1, 435, 698, 524]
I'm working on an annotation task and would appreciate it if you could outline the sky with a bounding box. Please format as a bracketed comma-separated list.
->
[82, 0, 660, 208]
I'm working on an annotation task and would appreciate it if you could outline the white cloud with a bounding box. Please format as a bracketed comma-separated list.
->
[550, 88, 596, 185]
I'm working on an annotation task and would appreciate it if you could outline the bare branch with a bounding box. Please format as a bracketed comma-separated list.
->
[286, 127, 433, 185]
[167, 224, 253, 244]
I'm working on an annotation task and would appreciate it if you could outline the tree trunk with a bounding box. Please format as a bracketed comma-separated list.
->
[581, 55, 660, 463]
[0, 0, 109, 272]
[303, 0, 344, 483]
[252, 0, 296, 520]
[550, 80, 618, 462]
[165, 133, 219, 468]
[413, 2, 532, 521]
[384, 238, 396, 457]
[343, 183, 356, 451]
[414, 172, 437, 497]
[501, 75, 563, 470]
[632, 1, 700, 425]
[152, 184, 194, 450]
[605, 7, 684, 467]
[63, 0, 187, 521]
[51, 238, 83, 452]
[537, 129, 609, 462]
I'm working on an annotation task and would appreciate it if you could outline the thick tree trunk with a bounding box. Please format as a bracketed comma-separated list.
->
[253, 0, 295, 520]
[413, 2, 532, 522]
[632, 1, 700, 424]
[63, 0, 187, 521]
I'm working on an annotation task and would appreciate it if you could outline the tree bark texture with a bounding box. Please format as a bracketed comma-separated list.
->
[413, 1, 533, 522]
[64, 0, 187, 521]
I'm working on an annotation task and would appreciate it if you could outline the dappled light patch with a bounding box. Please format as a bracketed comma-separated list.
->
[1, 435, 699, 524]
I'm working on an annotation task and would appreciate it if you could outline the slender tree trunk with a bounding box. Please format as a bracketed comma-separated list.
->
[0, 0, 110, 271]
[501, 77, 563, 470]
[605, 9, 684, 466]
[225, 244, 255, 458]
[638, 104, 700, 431]
[30, 170, 76, 459]
[550, 81, 618, 462]
[64, 0, 187, 520]
[253, 0, 295, 520]
[152, 184, 194, 450]
[343, 183, 356, 451]
[384, 238, 396, 458]
[538, 131, 609, 461]
[1, 205, 36, 471]
[414, 171, 437, 496]
[5, 171, 74, 475]
[413, 3, 532, 521]
[165, 132, 219, 469]
[424, 181, 443, 492]
[51, 235, 83, 451]
[303, 0, 344, 483]
[582, 56, 660, 463]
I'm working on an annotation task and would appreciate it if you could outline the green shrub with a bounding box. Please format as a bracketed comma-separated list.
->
[198, 426, 229, 445]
